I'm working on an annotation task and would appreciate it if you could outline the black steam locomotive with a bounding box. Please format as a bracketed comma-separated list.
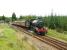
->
[12, 18, 47, 36]
[25, 18, 47, 36]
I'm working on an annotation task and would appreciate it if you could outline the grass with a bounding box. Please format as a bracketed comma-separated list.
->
[0, 23, 37, 50]
[47, 29, 67, 41]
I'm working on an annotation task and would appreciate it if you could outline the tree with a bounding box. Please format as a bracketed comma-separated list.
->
[0, 16, 2, 21]
[12, 12, 17, 21]
[19, 15, 23, 20]
[2, 15, 5, 23]
[48, 10, 55, 29]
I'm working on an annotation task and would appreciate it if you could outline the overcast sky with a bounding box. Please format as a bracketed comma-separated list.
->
[0, 0, 67, 17]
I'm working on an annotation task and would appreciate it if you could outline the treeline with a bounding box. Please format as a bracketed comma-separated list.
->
[18, 15, 67, 32]
[0, 12, 67, 32]
[44, 16, 67, 32]
[0, 15, 10, 23]
[0, 12, 17, 23]
[0, 13, 37, 23]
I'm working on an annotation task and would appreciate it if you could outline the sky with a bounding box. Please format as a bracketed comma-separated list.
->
[0, 0, 67, 17]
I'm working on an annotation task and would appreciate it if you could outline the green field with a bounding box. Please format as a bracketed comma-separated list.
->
[0, 23, 36, 50]
[0, 23, 67, 50]
[47, 29, 67, 41]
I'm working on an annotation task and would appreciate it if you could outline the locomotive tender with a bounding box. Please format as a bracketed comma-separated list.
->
[12, 18, 47, 36]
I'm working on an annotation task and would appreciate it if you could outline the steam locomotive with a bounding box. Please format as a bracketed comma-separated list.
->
[12, 18, 47, 36]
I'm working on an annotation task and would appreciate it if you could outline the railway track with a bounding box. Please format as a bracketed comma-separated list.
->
[12, 24, 67, 50]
